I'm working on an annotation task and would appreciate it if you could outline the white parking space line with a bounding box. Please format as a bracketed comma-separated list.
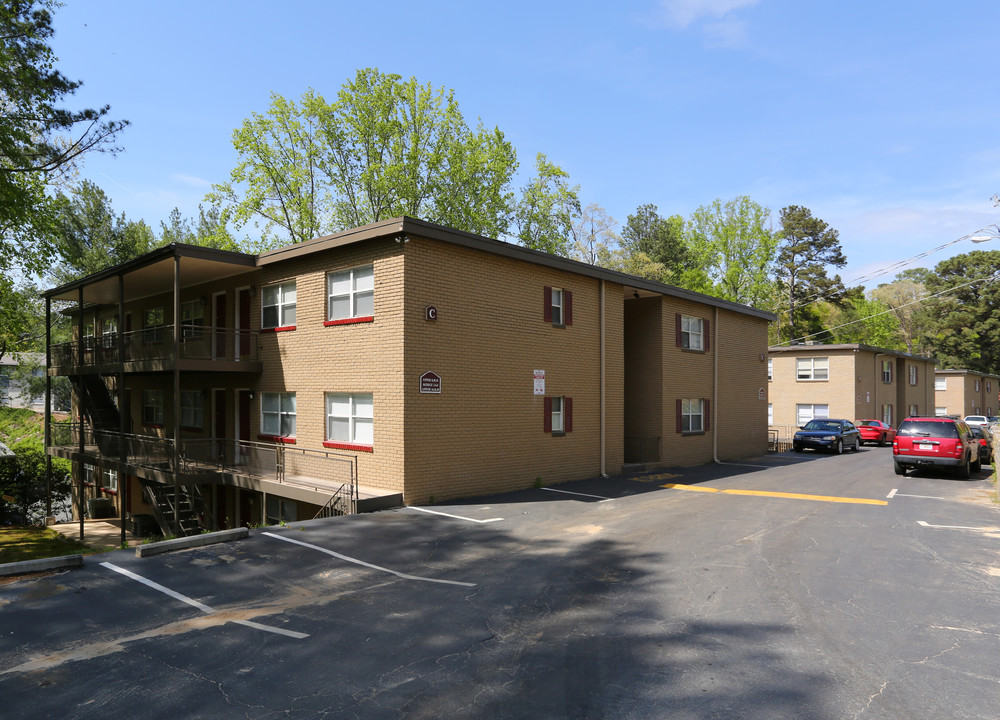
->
[408, 506, 503, 523]
[262, 532, 476, 588]
[101, 562, 309, 639]
[917, 520, 993, 531]
[540, 487, 613, 501]
[894, 493, 947, 500]
[887, 489, 897, 499]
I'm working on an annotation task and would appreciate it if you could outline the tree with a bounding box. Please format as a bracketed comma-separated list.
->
[870, 269, 933, 355]
[48, 180, 154, 286]
[922, 250, 1000, 373]
[0, 1, 127, 278]
[159, 205, 237, 250]
[620, 204, 691, 281]
[822, 290, 905, 349]
[774, 206, 847, 342]
[512, 153, 580, 256]
[209, 70, 519, 248]
[684, 196, 777, 308]
[0, 440, 71, 524]
[571, 203, 620, 265]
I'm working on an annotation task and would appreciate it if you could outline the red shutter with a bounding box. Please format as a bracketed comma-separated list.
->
[543, 286, 552, 323]
[565, 397, 573, 432]
[544, 396, 552, 432]
[564, 290, 573, 326]
[704, 398, 711, 431]
[703, 318, 710, 352]
[676, 398, 683, 433]
[675, 314, 682, 347]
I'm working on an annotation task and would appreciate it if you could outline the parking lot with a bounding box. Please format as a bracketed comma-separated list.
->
[2, 447, 998, 719]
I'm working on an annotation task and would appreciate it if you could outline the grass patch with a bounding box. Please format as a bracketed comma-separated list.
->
[0, 526, 109, 564]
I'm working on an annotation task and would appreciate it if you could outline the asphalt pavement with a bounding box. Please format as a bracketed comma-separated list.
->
[1, 447, 998, 719]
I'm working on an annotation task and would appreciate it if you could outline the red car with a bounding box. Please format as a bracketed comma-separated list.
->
[855, 419, 896, 446]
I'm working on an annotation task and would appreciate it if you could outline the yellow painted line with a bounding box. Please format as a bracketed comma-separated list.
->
[662, 483, 887, 506]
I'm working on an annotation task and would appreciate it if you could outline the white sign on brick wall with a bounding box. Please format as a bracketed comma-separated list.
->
[533, 369, 545, 396]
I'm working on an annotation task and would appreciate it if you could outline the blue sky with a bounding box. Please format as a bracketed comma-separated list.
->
[50, 0, 1000, 288]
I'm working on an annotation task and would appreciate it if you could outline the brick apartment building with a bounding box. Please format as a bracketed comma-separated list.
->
[43, 217, 774, 538]
[933, 369, 1000, 418]
[768, 343, 936, 438]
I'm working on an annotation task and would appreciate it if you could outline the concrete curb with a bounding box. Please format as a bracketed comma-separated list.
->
[135, 527, 250, 557]
[0, 554, 84, 577]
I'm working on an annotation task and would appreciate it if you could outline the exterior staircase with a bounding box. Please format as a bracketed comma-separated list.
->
[141, 480, 215, 537]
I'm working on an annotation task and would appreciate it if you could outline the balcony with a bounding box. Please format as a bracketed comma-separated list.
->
[47, 422, 359, 511]
[50, 325, 262, 375]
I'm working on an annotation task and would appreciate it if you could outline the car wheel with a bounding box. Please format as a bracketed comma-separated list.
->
[971, 456, 982, 473]
[793, 446, 802, 453]
[878, 434, 886, 447]
[894, 462, 907, 476]
[955, 456, 971, 480]
[853, 437, 861, 452]
[834, 439, 843, 455]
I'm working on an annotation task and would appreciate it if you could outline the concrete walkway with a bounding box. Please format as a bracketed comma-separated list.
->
[50, 519, 143, 549]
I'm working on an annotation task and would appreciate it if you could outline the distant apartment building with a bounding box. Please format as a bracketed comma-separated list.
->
[43, 217, 775, 539]
[768, 343, 936, 437]
[934, 369, 1000, 418]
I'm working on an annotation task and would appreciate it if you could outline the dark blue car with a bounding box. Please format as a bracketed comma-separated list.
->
[792, 419, 862, 454]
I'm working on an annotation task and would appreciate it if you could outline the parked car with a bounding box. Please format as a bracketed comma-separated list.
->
[893, 416, 980, 478]
[855, 419, 896, 446]
[963, 415, 990, 427]
[969, 425, 994, 466]
[793, 419, 862, 454]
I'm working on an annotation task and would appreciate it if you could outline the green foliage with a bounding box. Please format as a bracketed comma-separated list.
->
[158, 205, 237, 250]
[0, 0, 127, 279]
[621, 204, 692, 282]
[870, 274, 932, 355]
[210, 69, 519, 248]
[684, 196, 778, 308]
[571, 203, 620, 265]
[48, 180, 154, 285]
[922, 250, 1000, 373]
[512, 153, 581, 256]
[0, 440, 72, 525]
[822, 292, 905, 349]
[774, 206, 847, 342]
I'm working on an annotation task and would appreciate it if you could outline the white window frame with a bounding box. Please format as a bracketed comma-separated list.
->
[102, 467, 118, 492]
[908, 404, 918, 417]
[882, 404, 893, 426]
[881, 360, 893, 383]
[680, 315, 704, 351]
[180, 390, 204, 429]
[975, 379, 981, 392]
[327, 265, 374, 322]
[767, 358, 773, 381]
[935, 407, 947, 417]
[768, 403, 773, 425]
[142, 389, 164, 425]
[181, 300, 205, 339]
[325, 392, 374, 446]
[908, 365, 918, 386]
[796, 357, 829, 381]
[551, 396, 565, 433]
[681, 398, 704, 433]
[262, 281, 296, 329]
[551, 288, 564, 326]
[261, 392, 296, 437]
[935, 377, 946, 391]
[796, 404, 830, 426]
[144, 307, 165, 344]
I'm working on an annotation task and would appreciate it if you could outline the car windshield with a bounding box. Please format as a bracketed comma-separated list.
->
[803, 420, 840, 432]
[970, 427, 984, 438]
[898, 421, 958, 438]
[858, 421, 879, 427]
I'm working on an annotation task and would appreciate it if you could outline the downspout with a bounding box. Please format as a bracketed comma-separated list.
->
[77, 286, 85, 541]
[118, 272, 127, 548]
[600, 279, 607, 478]
[173, 255, 181, 535]
[713, 306, 720, 463]
[44, 296, 51, 519]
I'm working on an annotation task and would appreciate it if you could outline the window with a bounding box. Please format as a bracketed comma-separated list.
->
[543, 286, 572, 326]
[180, 390, 204, 429]
[325, 393, 374, 449]
[84, 464, 96, 486]
[261, 392, 296, 438]
[975, 379, 981, 392]
[262, 282, 296, 329]
[881, 360, 893, 384]
[935, 407, 947, 416]
[768, 403, 773, 425]
[142, 390, 164, 425]
[767, 358, 773, 381]
[181, 300, 205, 339]
[100, 316, 117, 349]
[144, 308, 165, 344]
[678, 398, 709, 433]
[796, 357, 829, 381]
[266, 496, 298, 524]
[102, 467, 118, 492]
[909, 365, 918, 386]
[678, 315, 707, 351]
[544, 396, 573, 434]
[327, 265, 374, 323]
[987, 381, 993, 393]
[935, 377, 947, 391]
[796, 404, 829, 426]
[882, 404, 893, 426]
[908, 404, 919, 417]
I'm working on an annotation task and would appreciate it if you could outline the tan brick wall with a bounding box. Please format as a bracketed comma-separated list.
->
[623, 297, 662, 446]
[935, 372, 1000, 417]
[400, 235, 625, 504]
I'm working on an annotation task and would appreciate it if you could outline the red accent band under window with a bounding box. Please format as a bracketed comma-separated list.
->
[261, 325, 296, 333]
[323, 441, 374, 452]
[257, 434, 296, 444]
[324, 316, 374, 327]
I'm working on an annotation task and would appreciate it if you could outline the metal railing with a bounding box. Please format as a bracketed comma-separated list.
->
[50, 326, 259, 369]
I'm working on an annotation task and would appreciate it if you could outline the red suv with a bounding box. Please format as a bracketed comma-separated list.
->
[892, 417, 980, 478]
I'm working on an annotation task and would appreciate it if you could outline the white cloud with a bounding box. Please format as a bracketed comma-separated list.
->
[653, 0, 761, 29]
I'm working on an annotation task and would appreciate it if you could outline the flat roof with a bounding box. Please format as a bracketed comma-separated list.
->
[935, 368, 1000, 379]
[768, 343, 935, 363]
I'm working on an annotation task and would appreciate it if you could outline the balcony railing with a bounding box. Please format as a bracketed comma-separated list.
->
[50, 325, 258, 370]
[47, 423, 357, 501]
